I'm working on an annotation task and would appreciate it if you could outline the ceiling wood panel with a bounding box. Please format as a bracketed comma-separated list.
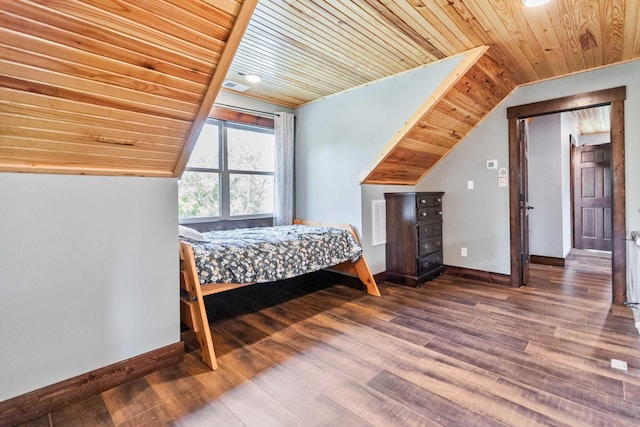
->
[362, 47, 519, 185]
[0, 0, 256, 177]
[1, 0, 637, 180]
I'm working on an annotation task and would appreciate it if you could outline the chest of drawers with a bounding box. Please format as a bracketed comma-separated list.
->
[384, 191, 444, 287]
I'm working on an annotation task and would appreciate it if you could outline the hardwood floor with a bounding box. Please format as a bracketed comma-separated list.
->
[18, 255, 640, 426]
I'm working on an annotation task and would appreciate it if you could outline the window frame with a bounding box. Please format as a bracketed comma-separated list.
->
[179, 118, 275, 223]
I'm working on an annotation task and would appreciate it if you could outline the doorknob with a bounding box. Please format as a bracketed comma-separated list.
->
[526, 206, 535, 210]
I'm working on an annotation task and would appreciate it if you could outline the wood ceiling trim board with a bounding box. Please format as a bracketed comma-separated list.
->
[0, 146, 175, 169]
[28, 0, 224, 62]
[179, 0, 241, 17]
[0, 28, 206, 97]
[0, 161, 173, 178]
[0, 69, 196, 122]
[1, 133, 180, 161]
[1, 8, 214, 84]
[359, 45, 487, 184]
[0, 89, 192, 135]
[163, 0, 238, 24]
[1, 115, 184, 149]
[173, 0, 259, 177]
[0, 44, 205, 105]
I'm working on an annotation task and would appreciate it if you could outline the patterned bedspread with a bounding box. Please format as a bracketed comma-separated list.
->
[184, 225, 363, 285]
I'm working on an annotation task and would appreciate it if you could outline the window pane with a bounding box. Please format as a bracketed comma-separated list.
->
[178, 172, 220, 218]
[227, 127, 274, 172]
[187, 123, 219, 169]
[230, 174, 274, 216]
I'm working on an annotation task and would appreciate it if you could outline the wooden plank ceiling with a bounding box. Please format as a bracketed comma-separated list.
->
[1, 0, 638, 179]
[0, 0, 257, 177]
[224, 0, 639, 184]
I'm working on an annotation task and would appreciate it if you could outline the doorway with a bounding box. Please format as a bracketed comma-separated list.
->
[507, 86, 626, 304]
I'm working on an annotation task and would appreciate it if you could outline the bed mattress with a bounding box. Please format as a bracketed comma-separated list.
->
[183, 225, 363, 285]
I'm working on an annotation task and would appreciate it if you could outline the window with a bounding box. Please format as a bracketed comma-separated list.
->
[179, 119, 275, 220]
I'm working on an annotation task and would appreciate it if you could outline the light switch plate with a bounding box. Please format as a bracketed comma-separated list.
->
[467, 180, 474, 190]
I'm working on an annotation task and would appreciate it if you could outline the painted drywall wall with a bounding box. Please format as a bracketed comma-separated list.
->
[527, 113, 572, 259]
[580, 132, 610, 146]
[417, 58, 640, 275]
[0, 173, 178, 401]
[295, 55, 465, 273]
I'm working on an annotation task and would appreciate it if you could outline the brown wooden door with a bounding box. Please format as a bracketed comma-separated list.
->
[519, 119, 531, 284]
[573, 143, 612, 251]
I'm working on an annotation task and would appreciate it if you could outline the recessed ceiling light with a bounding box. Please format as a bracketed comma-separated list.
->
[522, 0, 551, 6]
[243, 74, 261, 83]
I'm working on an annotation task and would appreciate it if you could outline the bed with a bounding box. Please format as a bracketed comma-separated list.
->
[179, 219, 380, 369]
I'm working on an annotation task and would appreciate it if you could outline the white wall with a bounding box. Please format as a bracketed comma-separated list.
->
[295, 55, 465, 273]
[417, 59, 640, 275]
[580, 132, 610, 145]
[527, 113, 573, 259]
[0, 173, 178, 401]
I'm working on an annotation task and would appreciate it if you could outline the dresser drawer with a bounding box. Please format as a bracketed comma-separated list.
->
[417, 207, 443, 219]
[417, 251, 443, 276]
[416, 193, 443, 208]
[417, 221, 442, 239]
[418, 236, 442, 257]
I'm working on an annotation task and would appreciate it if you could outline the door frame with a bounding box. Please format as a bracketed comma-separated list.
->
[507, 86, 626, 304]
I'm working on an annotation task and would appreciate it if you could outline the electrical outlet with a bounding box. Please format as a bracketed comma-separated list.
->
[467, 180, 474, 190]
[461, 247, 467, 257]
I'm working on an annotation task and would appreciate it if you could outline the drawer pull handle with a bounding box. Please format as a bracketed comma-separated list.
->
[436, 240, 441, 246]
[437, 211, 442, 215]
[421, 212, 427, 216]
[437, 198, 442, 202]
[420, 199, 426, 203]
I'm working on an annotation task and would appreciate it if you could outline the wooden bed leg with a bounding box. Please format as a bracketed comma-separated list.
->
[354, 256, 381, 297]
[180, 242, 218, 370]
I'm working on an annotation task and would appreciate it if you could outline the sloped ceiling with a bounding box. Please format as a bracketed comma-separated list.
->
[361, 46, 519, 185]
[0, 0, 258, 177]
[1, 0, 638, 180]
[225, 0, 640, 108]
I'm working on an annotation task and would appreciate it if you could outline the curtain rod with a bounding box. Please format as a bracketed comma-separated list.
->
[213, 103, 280, 118]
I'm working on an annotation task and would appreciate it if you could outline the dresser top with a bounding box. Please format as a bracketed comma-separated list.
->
[384, 191, 444, 197]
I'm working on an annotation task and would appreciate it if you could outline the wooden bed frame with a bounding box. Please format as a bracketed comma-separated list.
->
[179, 219, 381, 369]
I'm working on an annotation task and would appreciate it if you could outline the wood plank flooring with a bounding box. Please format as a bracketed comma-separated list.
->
[19, 252, 640, 426]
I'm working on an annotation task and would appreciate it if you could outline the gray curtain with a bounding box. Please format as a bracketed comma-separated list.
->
[273, 112, 295, 225]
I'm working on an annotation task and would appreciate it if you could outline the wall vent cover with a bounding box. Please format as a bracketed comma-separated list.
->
[222, 80, 250, 92]
[371, 199, 386, 246]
